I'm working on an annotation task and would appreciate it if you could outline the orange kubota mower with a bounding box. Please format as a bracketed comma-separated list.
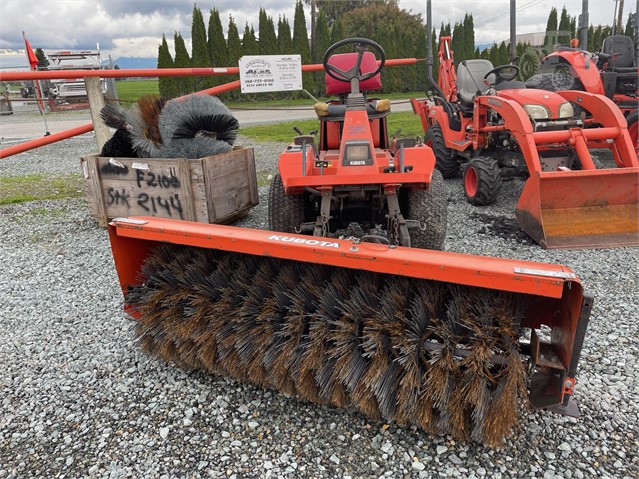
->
[412, 35, 639, 249]
[106, 38, 593, 446]
[269, 38, 446, 250]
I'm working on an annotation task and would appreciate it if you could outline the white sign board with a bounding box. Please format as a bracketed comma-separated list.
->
[239, 55, 303, 93]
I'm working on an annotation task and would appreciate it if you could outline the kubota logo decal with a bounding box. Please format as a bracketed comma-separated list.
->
[268, 235, 339, 248]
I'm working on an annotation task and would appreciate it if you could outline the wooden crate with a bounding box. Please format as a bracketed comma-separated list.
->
[80, 147, 258, 227]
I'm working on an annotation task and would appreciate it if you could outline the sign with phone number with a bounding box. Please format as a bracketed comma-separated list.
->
[239, 55, 302, 93]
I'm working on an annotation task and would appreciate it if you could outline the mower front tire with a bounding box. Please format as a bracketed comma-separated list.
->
[268, 174, 306, 233]
[425, 124, 460, 179]
[403, 169, 448, 250]
[463, 157, 502, 206]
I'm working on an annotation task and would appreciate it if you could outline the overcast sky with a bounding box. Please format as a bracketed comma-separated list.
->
[0, 0, 636, 60]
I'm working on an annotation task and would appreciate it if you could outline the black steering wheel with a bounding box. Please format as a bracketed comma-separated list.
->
[483, 64, 520, 85]
[322, 37, 385, 83]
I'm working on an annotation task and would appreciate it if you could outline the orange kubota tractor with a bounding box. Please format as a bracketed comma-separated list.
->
[411, 35, 639, 249]
[525, 35, 638, 153]
[106, 38, 594, 446]
[269, 38, 446, 250]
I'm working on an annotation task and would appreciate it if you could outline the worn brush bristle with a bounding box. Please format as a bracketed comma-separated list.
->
[100, 104, 129, 129]
[137, 95, 166, 144]
[128, 105, 163, 158]
[128, 244, 530, 445]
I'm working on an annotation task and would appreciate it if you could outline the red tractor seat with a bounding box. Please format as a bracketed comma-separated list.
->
[325, 51, 382, 96]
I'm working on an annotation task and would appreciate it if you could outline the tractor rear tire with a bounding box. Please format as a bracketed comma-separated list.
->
[268, 174, 306, 233]
[425, 124, 460, 179]
[626, 111, 638, 154]
[525, 71, 584, 92]
[463, 157, 502, 206]
[403, 169, 448, 250]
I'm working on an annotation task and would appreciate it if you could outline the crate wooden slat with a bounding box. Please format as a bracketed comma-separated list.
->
[80, 147, 258, 227]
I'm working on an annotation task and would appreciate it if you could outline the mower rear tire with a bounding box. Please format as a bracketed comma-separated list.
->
[425, 124, 460, 179]
[268, 174, 306, 233]
[403, 169, 448, 250]
[463, 157, 502, 206]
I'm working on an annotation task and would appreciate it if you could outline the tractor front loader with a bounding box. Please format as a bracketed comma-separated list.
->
[105, 36, 593, 447]
[525, 35, 638, 153]
[412, 32, 639, 249]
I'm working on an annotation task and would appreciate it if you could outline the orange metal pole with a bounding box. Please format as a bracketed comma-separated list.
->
[0, 59, 418, 82]
[0, 124, 94, 159]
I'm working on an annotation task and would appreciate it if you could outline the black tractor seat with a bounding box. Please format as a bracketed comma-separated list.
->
[456, 60, 526, 107]
[600, 35, 637, 73]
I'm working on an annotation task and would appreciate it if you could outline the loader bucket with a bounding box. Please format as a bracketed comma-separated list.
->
[516, 168, 639, 249]
[108, 216, 592, 445]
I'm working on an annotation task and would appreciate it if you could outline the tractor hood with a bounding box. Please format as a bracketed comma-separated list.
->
[497, 88, 572, 119]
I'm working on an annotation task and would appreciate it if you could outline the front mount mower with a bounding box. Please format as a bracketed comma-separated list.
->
[269, 38, 447, 250]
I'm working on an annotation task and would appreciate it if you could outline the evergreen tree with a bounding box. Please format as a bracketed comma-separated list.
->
[557, 7, 572, 46]
[497, 41, 509, 65]
[35, 48, 49, 69]
[440, 22, 451, 38]
[226, 15, 243, 100]
[314, 9, 331, 96]
[463, 13, 475, 61]
[587, 25, 595, 51]
[293, 0, 313, 93]
[208, 8, 228, 87]
[398, 26, 416, 91]
[330, 17, 344, 44]
[277, 16, 293, 53]
[191, 4, 213, 91]
[414, 26, 429, 91]
[451, 21, 464, 62]
[174, 32, 193, 96]
[259, 8, 278, 55]
[378, 25, 398, 92]
[625, 13, 636, 40]
[157, 34, 177, 98]
[242, 24, 259, 56]
[544, 7, 558, 49]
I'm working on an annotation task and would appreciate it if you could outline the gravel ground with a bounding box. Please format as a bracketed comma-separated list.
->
[0, 136, 637, 479]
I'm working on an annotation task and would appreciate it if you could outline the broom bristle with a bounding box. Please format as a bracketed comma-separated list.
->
[137, 95, 166, 144]
[128, 244, 531, 446]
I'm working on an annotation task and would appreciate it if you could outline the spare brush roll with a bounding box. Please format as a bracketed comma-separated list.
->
[99, 104, 137, 158]
[127, 243, 531, 447]
[159, 95, 240, 147]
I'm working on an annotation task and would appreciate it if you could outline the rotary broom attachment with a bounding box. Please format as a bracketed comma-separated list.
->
[108, 217, 592, 447]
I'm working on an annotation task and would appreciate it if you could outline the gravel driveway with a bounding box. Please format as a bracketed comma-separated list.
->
[0, 136, 637, 479]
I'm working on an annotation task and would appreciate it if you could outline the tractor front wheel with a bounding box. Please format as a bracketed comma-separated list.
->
[403, 169, 448, 250]
[463, 157, 502, 206]
[268, 174, 306, 233]
[425, 124, 460, 179]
